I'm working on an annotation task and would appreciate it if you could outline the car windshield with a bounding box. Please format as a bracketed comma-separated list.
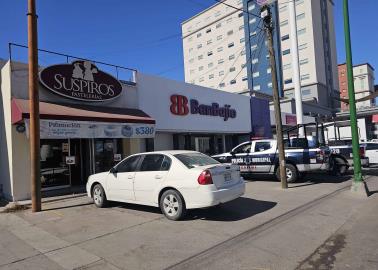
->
[174, 153, 220, 169]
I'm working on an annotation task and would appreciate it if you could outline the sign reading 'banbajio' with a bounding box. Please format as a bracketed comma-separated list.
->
[39, 61, 122, 102]
[170, 94, 237, 121]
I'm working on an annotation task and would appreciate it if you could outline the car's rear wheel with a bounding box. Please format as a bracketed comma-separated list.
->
[330, 157, 348, 176]
[275, 163, 298, 183]
[160, 190, 186, 221]
[92, 184, 107, 208]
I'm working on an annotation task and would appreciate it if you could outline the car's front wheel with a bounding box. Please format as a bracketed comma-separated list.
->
[92, 184, 107, 208]
[160, 190, 186, 221]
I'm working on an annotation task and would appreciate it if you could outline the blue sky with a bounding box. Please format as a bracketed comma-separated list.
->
[0, 0, 377, 84]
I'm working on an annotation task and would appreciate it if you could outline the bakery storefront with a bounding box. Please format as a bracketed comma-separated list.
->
[0, 59, 252, 201]
[0, 60, 155, 201]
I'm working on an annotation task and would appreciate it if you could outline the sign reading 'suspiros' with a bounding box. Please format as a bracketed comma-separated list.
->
[39, 60, 123, 102]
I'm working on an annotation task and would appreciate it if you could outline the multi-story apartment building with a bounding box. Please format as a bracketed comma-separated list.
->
[277, 0, 339, 114]
[338, 63, 375, 111]
[182, 0, 248, 93]
[182, 0, 340, 116]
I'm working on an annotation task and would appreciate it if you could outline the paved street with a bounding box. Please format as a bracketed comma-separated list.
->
[0, 172, 377, 270]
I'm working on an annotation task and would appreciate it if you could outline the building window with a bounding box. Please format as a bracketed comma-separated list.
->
[297, 28, 306, 35]
[279, 5, 287, 12]
[284, 78, 293, 84]
[219, 70, 224, 76]
[253, 72, 260, 78]
[268, 82, 272, 88]
[209, 74, 214, 79]
[241, 50, 246, 55]
[248, 4, 255, 11]
[197, 44, 202, 49]
[198, 55, 203, 60]
[229, 54, 235, 60]
[219, 83, 225, 87]
[281, 34, 289, 41]
[267, 68, 271, 74]
[302, 89, 311, 95]
[208, 62, 213, 68]
[252, 58, 258, 64]
[228, 42, 234, 48]
[242, 76, 248, 81]
[251, 44, 258, 51]
[241, 63, 246, 68]
[300, 58, 309, 65]
[230, 79, 236, 85]
[283, 63, 291, 70]
[217, 35, 222, 40]
[197, 33, 202, 38]
[199, 77, 204, 82]
[207, 40, 212, 45]
[206, 28, 211, 33]
[296, 0, 304, 5]
[227, 30, 234, 36]
[249, 18, 256, 24]
[217, 47, 223, 52]
[298, 43, 307, 50]
[240, 37, 245, 43]
[239, 25, 244, 31]
[280, 20, 288, 27]
[218, 59, 224, 64]
[216, 23, 222, 28]
[230, 67, 236, 72]
[238, 12, 243, 17]
[199, 66, 204, 71]
[297, 13, 305, 20]
[253, 85, 261, 91]
[282, 49, 290, 55]
[250, 31, 257, 36]
[207, 51, 213, 56]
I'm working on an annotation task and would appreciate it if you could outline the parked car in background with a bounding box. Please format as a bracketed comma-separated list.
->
[361, 142, 378, 164]
[86, 151, 245, 220]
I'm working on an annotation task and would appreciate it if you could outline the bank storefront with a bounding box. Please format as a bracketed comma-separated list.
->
[1, 59, 251, 201]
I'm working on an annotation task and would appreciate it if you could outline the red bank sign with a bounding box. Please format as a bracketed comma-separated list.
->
[170, 94, 237, 121]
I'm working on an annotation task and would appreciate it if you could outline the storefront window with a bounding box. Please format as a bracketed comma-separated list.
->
[40, 139, 70, 189]
[94, 139, 123, 173]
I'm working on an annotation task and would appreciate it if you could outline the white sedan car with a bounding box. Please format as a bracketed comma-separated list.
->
[86, 150, 245, 220]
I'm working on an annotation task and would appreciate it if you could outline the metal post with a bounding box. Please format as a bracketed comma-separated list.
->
[262, 5, 288, 189]
[343, 0, 365, 194]
[27, 0, 41, 212]
[288, 0, 304, 136]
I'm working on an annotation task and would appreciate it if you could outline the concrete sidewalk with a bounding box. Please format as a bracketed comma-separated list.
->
[0, 174, 377, 270]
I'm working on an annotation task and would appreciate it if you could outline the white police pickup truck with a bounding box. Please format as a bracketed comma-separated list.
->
[212, 137, 330, 183]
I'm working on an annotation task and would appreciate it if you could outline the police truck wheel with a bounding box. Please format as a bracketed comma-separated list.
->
[276, 164, 298, 183]
[331, 157, 348, 176]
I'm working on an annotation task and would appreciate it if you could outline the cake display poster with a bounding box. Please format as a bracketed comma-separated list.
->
[25, 119, 155, 139]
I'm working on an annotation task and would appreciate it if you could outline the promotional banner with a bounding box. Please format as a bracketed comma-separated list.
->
[25, 119, 155, 139]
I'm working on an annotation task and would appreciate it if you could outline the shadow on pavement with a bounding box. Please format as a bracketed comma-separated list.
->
[185, 197, 277, 222]
[42, 202, 94, 211]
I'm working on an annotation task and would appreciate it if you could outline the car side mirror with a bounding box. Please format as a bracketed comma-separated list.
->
[109, 167, 118, 174]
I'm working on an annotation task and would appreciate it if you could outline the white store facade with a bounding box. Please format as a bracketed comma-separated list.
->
[0, 59, 251, 201]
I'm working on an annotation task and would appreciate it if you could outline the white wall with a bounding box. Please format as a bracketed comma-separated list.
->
[136, 72, 251, 134]
[325, 119, 367, 141]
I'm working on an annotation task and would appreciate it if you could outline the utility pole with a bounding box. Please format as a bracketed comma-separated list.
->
[288, 0, 304, 136]
[261, 5, 288, 189]
[343, 0, 365, 195]
[28, 0, 41, 211]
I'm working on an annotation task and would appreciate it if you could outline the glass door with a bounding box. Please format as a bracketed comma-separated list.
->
[93, 139, 123, 173]
[40, 139, 70, 189]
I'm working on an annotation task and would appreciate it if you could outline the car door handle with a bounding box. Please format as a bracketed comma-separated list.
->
[127, 175, 134, 179]
[155, 175, 163, 179]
